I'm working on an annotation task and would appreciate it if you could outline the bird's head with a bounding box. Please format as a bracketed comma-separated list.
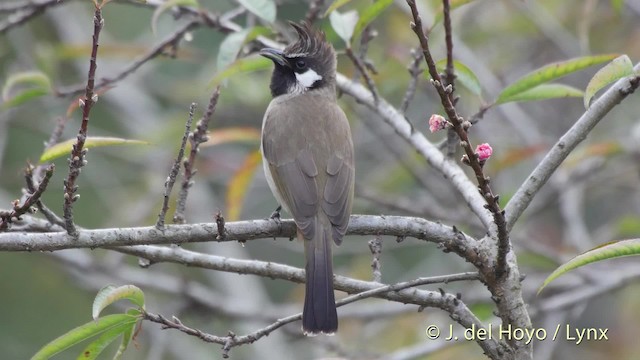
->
[260, 22, 337, 97]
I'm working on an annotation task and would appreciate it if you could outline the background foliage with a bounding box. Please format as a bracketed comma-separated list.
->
[1, 0, 640, 359]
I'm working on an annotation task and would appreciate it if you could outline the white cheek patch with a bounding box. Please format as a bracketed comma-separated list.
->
[294, 69, 323, 89]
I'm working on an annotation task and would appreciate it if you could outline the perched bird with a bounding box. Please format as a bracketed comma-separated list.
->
[260, 22, 355, 335]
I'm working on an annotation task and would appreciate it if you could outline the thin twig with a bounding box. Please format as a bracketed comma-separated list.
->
[399, 48, 423, 114]
[62, 5, 104, 236]
[345, 47, 379, 104]
[143, 271, 486, 358]
[0, 165, 55, 231]
[304, 0, 325, 24]
[56, 20, 200, 97]
[368, 236, 383, 282]
[173, 86, 221, 224]
[442, 0, 459, 158]
[1, 165, 55, 230]
[505, 69, 640, 230]
[0, 0, 62, 34]
[406, 0, 509, 279]
[156, 103, 196, 229]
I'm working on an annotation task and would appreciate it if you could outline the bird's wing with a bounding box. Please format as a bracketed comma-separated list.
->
[262, 97, 354, 243]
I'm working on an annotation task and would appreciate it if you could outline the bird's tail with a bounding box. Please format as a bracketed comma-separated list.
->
[302, 217, 337, 335]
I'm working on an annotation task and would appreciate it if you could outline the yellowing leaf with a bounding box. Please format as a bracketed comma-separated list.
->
[40, 137, 150, 163]
[564, 141, 623, 168]
[584, 54, 634, 108]
[538, 238, 640, 294]
[492, 144, 546, 172]
[92, 285, 145, 320]
[202, 127, 261, 147]
[2, 71, 52, 108]
[497, 54, 619, 104]
[152, 0, 199, 35]
[226, 150, 262, 221]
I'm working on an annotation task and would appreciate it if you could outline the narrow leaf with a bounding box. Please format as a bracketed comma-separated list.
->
[226, 150, 262, 221]
[584, 54, 634, 108]
[496, 54, 619, 104]
[2, 88, 51, 109]
[201, 127, 261, 147]
[435, 59, 482, 96]
[31, 314, 138, 360]
[538, 238, 640, 294]
[217, 29, 251, 72]
[352, 0, 393, 40]
[498, 83, 583, 104]
[151, 0, 198, 35]
[113, 309, 141, 360]
[237, 0, 276, 23]
[75, 321, 135, 360]
[2, 71, 52, 108]
[329, 10, 359, 44]
[40, 137, 150, 163]
[324, 0, 354, 17]
[432, 0, 476, 27]
[93, 285, 145, 320]
[209, 55, 272, 87]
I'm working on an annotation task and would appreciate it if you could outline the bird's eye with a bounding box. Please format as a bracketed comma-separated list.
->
[295, 59, 306, 69]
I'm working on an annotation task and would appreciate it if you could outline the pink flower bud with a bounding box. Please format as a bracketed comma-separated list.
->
[428, 114, 447, 133]
[475, 143, 493, 161]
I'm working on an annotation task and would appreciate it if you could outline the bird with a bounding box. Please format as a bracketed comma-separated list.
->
[259, 21, 355, 335]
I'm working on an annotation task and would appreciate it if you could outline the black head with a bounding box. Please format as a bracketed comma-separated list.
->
[260, 22, 337, 97]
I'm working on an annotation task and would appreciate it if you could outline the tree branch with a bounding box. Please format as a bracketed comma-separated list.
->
[0, 214, 475, 251]
[62, 4, 103, 236]
[505, 66, 640, 231]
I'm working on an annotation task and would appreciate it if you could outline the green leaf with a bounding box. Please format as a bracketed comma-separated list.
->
[329, 10, 359, 45]
[324, 0, 355, 17]
[435, 59, 482, 96]
[432, 0, 476, 27]
[217, 29, 251, 72]
[611, 0, 624, 13]
[237, 0, 276, 23]
[75, 320, 135, 360]
[112, 309, 140, 360]
[352, 0, 393, 40]
[209, 55, 272, 87]
[498, 83, 583, 104]
[2, 71, 52, 108]
[93, 285, 145, 320]
[496, 54, 619, 104]
[40, 137, 150, 163]
[538, 238, 640, 294]
[583, 54, 634, 108]
[151, 0, 199, 35]
[31, 314, 138, 360]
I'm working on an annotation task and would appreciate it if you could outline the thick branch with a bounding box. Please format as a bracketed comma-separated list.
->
[0, 214, 473, 251]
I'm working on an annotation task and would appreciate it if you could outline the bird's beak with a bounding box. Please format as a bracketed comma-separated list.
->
[260, 48, 289, 68]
